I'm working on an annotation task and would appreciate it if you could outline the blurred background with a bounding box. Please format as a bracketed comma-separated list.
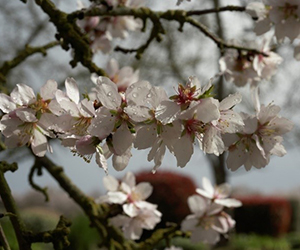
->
[1, 0, 300, 249]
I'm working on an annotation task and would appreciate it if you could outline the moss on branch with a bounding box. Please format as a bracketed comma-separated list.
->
[34, 0, 107, 76]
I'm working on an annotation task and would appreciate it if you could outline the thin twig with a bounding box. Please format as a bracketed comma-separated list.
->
[0, 41, 60, 84]
[28, 160, 49, 202]
[186, 5, 245, 16]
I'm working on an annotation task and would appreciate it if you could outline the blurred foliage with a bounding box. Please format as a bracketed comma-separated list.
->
[2, 209, 300, 250]
[229, 234, 291, 250]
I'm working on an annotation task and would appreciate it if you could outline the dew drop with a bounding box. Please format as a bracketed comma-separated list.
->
[132, 93, 138, 98]
[147, 93, 151, 98]
[107, 92, 112, 96]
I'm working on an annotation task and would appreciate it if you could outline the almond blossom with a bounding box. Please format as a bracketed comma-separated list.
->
[225, 88, 293, 171]
[247, 1, 300, 42]
[219, 40, 282, 87]
[91, 58, 139, 93]
[88, 76, 136, 171]
[196, 177, 242, 208]
[181, 195, 236, 244]
[97, 172, 161, 240]
[0, 81, 58, 156]
[77, 0, 143, 54]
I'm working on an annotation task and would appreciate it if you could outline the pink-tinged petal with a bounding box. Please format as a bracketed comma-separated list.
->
[10, 84, 36, 106]
[147, 138, 165, 172]
[112, 147, 132, 171]
[48, 100, 65, 116]
[96, 77, 121, 110]
[55, 89, 68, 103]
[270, 142, 286, 157]
[40, 79, 57, 100]
[226, 147, 248, 171]
[125, 80, 152, 106]
[65, 77, 80, 104]
[134, 124, 157, 150]
[155, 100, 180, 125]
[0, 94, 16, 113]
[201, 127, 225, 156]
[88, 107, 115, 139]
[60, 136, 77, 148]
[220, 92, 242, 110]
[112, 123, 134, 156]
[196, 98, 220, 123]
[187, 195, 206, 216]
[123, 203, 138, 217]
[4, 133, 30, 148]
[135, 182, 153, 200]
[246, 2, 267, 19]
[110, 214, 130, 228]
[126, 219, 143, 240]
[149, 86, 168, 108]
[215, 183, 231, 198]
[124, 105, 151, 122]
[96, 148, 108, 173]
[76, 135, 96, 155]
[78, 99, 95, 117]
[243, 115, 258, 134]
[59, 100, 80, 117]
[219, 110, 244, 134]
[123, 172, 136, 188]
[171, 134, 194, 168]
[106, 58, 119, 77]
[196, 188, 211, 199]
[15, 108, 37, 123]
[201, 177, 214, 198]
[121, 182, 131, 194]
[107, 191, 128, 204]
[181, 214, 198, 231]
[207, 202, 223, 215]
[31, 128, 48, 157]
[215, 198, 242, 208]
[253, 19, 272, 36]
[258, 104, 280, 124]
[212, 216, 229, 233]
[103, 175, 119, 191]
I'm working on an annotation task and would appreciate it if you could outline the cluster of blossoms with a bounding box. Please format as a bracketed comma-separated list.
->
[181, 177, 241, 244]
[0, 63, 293, 172]
[225, 87, 293, 171]
[219, 40, 283, 87]
[246, 0, 300, 60]
[97, 172, 241, 245]
[77, 0, 144, 53]
[97, 172, 161, 240]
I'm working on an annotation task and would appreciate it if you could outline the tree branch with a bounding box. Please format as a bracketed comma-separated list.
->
[71, 6, 265, 59]
[0, 162, 31, 250]
[33, 0, 107, 76]
[0, 41, 59, 85]
[0, 222, 11, 250]
[186, 5, 245, 16]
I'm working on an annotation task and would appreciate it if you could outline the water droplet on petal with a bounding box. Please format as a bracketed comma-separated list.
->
[147, 93, 151, 98]
[107, 92, 112, 96]
[132, 93, 137, 98]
